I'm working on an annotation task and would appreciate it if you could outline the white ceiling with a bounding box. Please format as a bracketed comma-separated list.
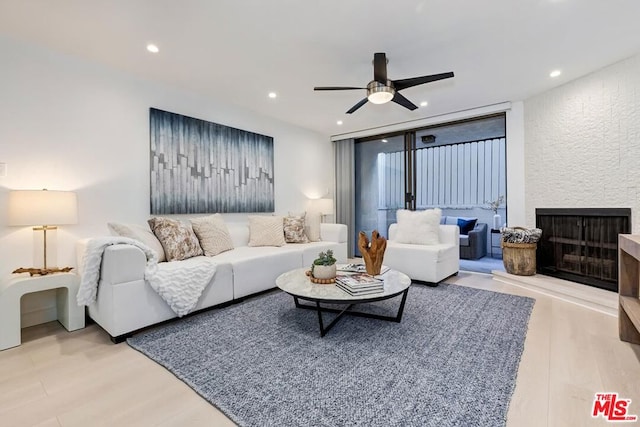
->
[1, 1, 640, 138]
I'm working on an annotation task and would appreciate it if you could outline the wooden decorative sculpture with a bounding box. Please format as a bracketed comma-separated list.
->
[358, 230, 387, 275]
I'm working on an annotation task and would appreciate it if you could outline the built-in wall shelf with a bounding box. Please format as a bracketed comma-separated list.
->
[618, 234, 640, 345]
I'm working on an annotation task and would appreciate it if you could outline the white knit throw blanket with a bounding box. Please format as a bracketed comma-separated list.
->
[77, 237, 217, 317]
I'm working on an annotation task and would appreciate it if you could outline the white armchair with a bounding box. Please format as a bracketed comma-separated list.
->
[384, 224, 460, 284]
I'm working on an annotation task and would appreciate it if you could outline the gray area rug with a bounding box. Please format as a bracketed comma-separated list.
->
[128, 284, 534, 427]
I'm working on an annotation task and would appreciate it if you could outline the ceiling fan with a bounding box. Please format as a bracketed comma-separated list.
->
[314, 52, 454, 114]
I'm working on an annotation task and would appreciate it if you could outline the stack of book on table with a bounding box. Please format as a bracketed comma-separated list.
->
[337, 264, 390, 275]
[335, 273, 384, 296]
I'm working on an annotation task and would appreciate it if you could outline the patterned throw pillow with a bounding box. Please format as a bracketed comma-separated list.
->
[148, 217, 203, 261]
[395, 208, 442, 245]
[107, 222, 167, 262]
[190, 214, 234, 256]
[283, 213, 309, 243]
[248, 216, 286, 247]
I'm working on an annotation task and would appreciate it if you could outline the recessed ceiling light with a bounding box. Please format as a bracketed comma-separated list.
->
[268, 92, 277, 99]
[146, 44, 159, 53]
[337, 120, 343, 125]
[382, 139, 388, 143]
[420, 101, 428, 107]
[549, 70, 562, 78]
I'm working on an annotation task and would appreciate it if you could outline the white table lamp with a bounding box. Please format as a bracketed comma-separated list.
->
[8, 189, 78, 274]
[313, 198, 334, 223]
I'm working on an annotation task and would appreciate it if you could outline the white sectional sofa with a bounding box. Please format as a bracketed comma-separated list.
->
[77, 222, 347, 342]
[384, 223, 459, 284]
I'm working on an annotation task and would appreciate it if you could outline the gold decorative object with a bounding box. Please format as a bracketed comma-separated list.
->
[358, 230, 387, 275]
[12, 267, 74, 276]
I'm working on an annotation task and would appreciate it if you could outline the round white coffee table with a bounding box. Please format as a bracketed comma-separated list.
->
[275, 267, 411, 337]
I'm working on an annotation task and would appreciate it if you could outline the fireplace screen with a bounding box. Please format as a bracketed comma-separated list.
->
[536, 208, 631, 292]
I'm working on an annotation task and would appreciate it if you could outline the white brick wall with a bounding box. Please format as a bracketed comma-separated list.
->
[524, 53, 640, 231]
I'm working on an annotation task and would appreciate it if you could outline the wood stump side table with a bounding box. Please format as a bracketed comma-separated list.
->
[0, 272, 85, 350]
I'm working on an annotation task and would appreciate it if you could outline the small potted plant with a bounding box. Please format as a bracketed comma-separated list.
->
[311, 250, 337, 280]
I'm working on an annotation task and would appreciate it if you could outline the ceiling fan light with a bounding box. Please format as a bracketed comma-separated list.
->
[367, 81, 394, 104]
[368, 91, 394, 104]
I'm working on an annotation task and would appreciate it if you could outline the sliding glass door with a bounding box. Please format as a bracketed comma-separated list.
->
[353, 114, 506, 257]
[354, 135, 407, 256]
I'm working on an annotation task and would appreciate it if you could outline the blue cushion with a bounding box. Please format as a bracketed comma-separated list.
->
[457, 218, 477, 235]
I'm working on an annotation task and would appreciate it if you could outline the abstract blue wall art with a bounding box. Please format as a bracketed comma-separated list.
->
[150, 108, 274, 214]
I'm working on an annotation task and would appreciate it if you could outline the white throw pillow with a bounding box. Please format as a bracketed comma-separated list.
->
[395, 208, 442, 245]
[107, 222, 167, 262]
[190, 214, 234, 256]
[305, 211, 322, 242]
[248, 216, 286, 247]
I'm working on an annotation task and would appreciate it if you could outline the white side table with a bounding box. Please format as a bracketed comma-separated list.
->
[0, 272, 85, 350]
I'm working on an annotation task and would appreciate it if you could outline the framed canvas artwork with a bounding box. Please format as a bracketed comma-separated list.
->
[150, 108, 274, 214]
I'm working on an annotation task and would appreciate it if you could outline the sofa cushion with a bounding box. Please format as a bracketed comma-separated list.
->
[107, 222, 167, 262]
[148, 217, 203, 261]
[283, 213, 309, 243]
[190, 214, 234, 256]
[213, 245, 302, 298]
[395, 208, 442, 245]
[459, 235, 470, 247]
[457, 218, 478, 235]
[248, 216, 286, 247]
[384, 239, 459, 283]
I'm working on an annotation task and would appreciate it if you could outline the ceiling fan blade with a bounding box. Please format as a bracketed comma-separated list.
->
[314, 86, 364, 91]
[393, 72, 454, 91]
[346, 98, 368, 114]
[392, 92, 418, 111]
[373, 52, 388, 84]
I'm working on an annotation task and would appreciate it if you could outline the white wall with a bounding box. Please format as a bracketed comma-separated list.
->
[506, 101, 526, 226]
[524, 53, 640, 231]
[0, 35, 333, 324]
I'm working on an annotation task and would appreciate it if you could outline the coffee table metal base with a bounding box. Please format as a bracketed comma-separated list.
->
[291, 288, 409, 337]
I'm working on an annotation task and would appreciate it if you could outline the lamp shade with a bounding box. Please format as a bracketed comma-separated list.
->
[313, 198, 334, 214]
[8, 190, 78, 226]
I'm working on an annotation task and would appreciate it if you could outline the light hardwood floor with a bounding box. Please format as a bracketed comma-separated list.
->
[1, 272, 639, 427]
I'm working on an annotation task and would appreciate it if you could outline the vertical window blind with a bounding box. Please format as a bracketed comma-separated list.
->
[377, 137, 506, 210]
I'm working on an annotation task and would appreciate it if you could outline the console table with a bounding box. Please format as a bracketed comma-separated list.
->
[618, 235, 640, 345]
[0, 272, 85, 350]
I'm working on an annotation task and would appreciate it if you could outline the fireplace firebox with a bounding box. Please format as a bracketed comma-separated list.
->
[535, 208, 631, 292]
